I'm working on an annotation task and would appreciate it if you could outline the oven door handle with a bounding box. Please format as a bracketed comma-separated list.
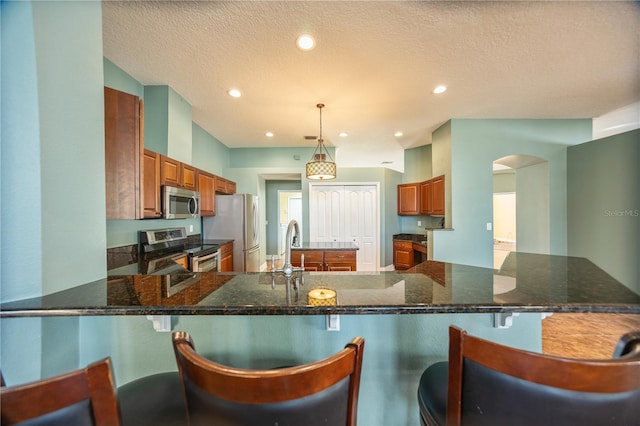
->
[197, 250, 220, 262]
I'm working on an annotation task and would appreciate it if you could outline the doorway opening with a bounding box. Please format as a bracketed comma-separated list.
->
[493, 155, 549, 269]
[277, 190, 302, 257]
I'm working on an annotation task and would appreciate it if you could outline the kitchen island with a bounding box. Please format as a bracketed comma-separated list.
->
[290, 241, 359, 272]
[2, 252, 638, 317]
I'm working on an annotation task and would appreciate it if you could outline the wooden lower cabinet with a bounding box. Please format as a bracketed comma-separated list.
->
[291, 250, 357, 272]
[393, 241, 414, 270]
[291, 250, 324, 271]
[219, 242, 234, 272]
[325, 250, 357, 271]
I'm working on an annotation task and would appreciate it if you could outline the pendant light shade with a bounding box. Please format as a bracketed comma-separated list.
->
[306, 103, 336, 180]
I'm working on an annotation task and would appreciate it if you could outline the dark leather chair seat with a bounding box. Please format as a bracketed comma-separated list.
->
[417, 361, 448, 426]
[118, 372, 186, 426]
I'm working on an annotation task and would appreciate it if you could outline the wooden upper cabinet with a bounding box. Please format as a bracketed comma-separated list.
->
[160, 156, 180, 187]
[215, 176, 237, 195]
[198, 170, 215, 216]
[398, 183, 420, 215]
[141, 149, 162, 218]
[420, 180, 432, 215]
[182, 164, 197, 190]
[402, 175, 446, 216]
[104, 87, 142, 220]
[160, 155, 197, 191]
[431, 175, 445, 215]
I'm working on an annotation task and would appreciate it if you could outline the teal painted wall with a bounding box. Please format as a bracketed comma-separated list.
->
[167, 87, 192, 163]
[1, 0, 105, 383]
[432, 119, 592, 268]
[103, 58, 144, 98]
[384, 169, 404, 266]
[143, 85, 169, 154]
[568, 129, 640, 292]
[192, 123, 231, 175]
[517, 162, 550, 254]
[403, 145, 432, 182]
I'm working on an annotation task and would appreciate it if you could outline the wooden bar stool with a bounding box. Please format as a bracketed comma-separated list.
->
[1, 358, 121, 425]
[418, 326, 640, 426]
[172, 331, 365, 425]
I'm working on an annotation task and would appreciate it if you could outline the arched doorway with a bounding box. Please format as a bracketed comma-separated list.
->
[493, 155, 549, 268]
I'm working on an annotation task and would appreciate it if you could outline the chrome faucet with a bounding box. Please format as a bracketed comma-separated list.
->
[283, 219, 300, 276]
[271, 220, 305, 284]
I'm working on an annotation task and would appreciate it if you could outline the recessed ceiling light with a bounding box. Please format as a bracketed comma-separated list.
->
[265, 132, 274, 137]
[339, 132, 348, 137]
[433, 85, 447, 94]
[296, 34, 315, 51]
[394, 131, 403, 137]
[227, 88, 242, 98]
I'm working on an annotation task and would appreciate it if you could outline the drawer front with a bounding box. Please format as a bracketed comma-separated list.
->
[324, 250, 356, 262]
[291, 250, 323, 264]
[394, 240, 413, 250]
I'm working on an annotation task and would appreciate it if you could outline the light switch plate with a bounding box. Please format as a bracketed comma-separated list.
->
[486, 222, 492, 231]
[326, 314, 340, 331]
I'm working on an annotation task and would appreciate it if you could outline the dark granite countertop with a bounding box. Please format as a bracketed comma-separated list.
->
[291, 242, 359, 251]
[2, 253, 639, 317]
[202, 239, 234, 246]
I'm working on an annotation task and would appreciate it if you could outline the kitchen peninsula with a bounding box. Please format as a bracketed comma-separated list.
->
[2, 253, 638, 317]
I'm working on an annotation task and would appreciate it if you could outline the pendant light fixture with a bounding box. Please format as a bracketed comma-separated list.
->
[306, 103, 336, 180]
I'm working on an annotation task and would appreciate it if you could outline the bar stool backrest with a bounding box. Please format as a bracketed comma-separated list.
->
[0, 358, 122, 426]
[446, 326, 640, 426]
[172, 331, 365, 426]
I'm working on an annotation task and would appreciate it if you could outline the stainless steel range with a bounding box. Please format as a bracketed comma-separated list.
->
[139, 228, 220, 273]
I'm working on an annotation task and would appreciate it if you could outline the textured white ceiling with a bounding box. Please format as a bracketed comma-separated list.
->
[102, 1, 640, 171]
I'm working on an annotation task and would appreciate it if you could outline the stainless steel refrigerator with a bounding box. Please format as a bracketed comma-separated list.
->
[202, 194, 260, 272]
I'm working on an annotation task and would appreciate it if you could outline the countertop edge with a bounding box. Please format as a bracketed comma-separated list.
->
[2, 304, 639, 318]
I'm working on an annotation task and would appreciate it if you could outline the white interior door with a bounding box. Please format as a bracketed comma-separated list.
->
[310, 183, 379, 271]
[344, 185, 377, 271]
[309, 186, 344, 242]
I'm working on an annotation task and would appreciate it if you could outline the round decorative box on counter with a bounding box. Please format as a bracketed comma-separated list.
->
[308, 288, 337, 306]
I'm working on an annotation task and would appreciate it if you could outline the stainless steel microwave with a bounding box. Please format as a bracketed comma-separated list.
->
[162, 186, 200, 219]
